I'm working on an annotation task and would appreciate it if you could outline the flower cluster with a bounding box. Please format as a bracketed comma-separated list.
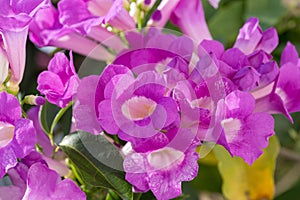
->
[1, 0, 300, 200]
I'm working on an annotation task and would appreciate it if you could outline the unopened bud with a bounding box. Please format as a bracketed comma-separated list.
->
[24, 95, 46, 105]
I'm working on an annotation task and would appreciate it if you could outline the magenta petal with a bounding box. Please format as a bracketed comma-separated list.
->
[277, 62, 300, 113]
[0, 92, 22, 122]
[232, 66, 260, 91]
[74, 75, 102, 134]
[199, 40, 224, 59]
[37, 72, 65, 101]
[1, 28, 28, 83]
[168, 36, 194, 61]
[27, 107, 53, 157]
[58, 0, 103, 34]
[226, 113, 274, 165]
[124, 153, 149, 191]
[171, 0, 212, 44]
[148, 171, 182, 200]
[0, 186, 23, 200]
[74, 104, 102, 135]
[51, 179, 86, 199]
[257, 27, 278, 54]
[37, 52, 79, 108]
[224, 90, 255, 118]
[280, 42, 299, 66]
[23, 163, 85, 199]
[233, 17, 262, 54]
[13, 118, 37, 158]
[157, 97, 179, 127]
[98, 100, 119, 134]
[0, 46, 9, 84]
[96, 64, 132, 105]
[221, 48, 247, 69]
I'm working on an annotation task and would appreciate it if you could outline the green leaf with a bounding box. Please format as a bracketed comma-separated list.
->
[208, 1, 244, 47]
[245, 0, 285, 28]
[60, 131, 133, 200]
[214, 135, 280, 200]
[38, 101, 61, 135]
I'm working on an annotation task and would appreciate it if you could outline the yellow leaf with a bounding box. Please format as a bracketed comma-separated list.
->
[214, 135, 280, 200]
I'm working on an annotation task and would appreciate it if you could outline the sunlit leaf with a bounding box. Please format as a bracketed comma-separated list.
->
[214, 135, 280, 200]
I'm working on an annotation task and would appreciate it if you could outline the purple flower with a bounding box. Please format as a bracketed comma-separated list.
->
[73, 75, 103, 135]
[22, 163, 85, 199]
[37, 51, 79, 108]
[0, 0, 49, 83]
[124, 136, 199, 200]
[86, 0, 135, 30]
[58, 0, 103, 35]
[198, 39, 279, 91]
[57, 0, 126, 52]
[97, 64, 179, 152]
[215, 90, 274, 164]
[29, 5, 114, 61]
[0, 152, 85, 200]
[0, 91, 36, 178]
[254, 42, 300, 121]
[233, 17, 278, 55]
[170, 0, 212, 44]
[0, 38, 9, 84]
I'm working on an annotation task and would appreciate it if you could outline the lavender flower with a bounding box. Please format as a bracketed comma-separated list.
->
[170, 0, 212, 44]
[0, 38, 9, 84]
[73, 75, 103, 135]
[215, 90, 274, 164]
[0, 92, 36, 178]
[0, 152, 85, 200]
[37, 51, 79, 108]
[124, 136, 199, 200]
[23, 163, 85, 199]
[233, 17, 278, 55]
[97, 64, 179, 152]
[254, 42, 300, 121]
[0, 0, 49, 84]
[29, 5, 114, 61]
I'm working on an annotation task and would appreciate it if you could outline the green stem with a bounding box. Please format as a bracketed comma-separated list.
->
[48, 101, 73, 155]
[50, 101, 73, 135]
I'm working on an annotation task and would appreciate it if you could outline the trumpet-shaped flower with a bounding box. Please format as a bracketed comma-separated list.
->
[0, 0, 49, 83]
[233, 17, 278, 55]
[97, 64, 180, 152]
[29, 5, 114, 61]
[0, 152, 85, 200]
[37, 51, 79, 108]
[124, 136, 199, 200]
[73, 75, 103, 135]
[215, 90, 274, 164]
[170, 0, 212, 44]
[0, 92, 36, 178]
[254, 42, 300, 121]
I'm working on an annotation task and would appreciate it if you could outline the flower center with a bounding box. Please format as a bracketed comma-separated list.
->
[122, 96, 157, 121]
[0, 122, 15, 148]
[147, 147, 184, 170]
